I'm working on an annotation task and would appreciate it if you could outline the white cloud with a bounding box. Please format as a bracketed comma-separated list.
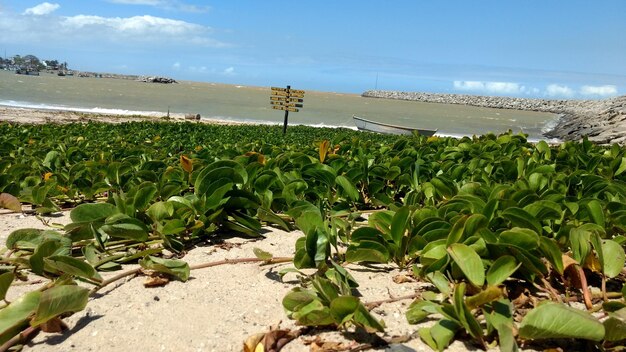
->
[63, 15, 204, 36]
[223, 66, 235, 75]
[109, 0, 162, 4]
[580, 85, 618, 97]
[546, 84, 575, 97]
[453, 80, 525, 95]
[24, 2, 60, 16]
[107, 0, 210, 13]
[172, 62, 181, 70]
[0, 9, 227, 48]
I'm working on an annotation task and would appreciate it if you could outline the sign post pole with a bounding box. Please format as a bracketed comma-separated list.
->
[270, 85, 304, 135]
[283, 85, 290, 135]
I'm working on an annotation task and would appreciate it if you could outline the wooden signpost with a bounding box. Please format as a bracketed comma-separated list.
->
[270, 85, 305, 134]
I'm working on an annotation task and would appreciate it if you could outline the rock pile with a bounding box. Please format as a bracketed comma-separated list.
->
[362, 90, 626, 144]
[140, 76, 177, 84]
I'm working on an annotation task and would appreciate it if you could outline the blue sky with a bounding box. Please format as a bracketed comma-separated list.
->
[1, 1, 625, 98]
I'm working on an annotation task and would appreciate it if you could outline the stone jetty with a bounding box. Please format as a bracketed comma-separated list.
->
[362, 90, 626, 144]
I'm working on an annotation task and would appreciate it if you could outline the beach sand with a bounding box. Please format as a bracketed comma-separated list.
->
[0, 211, 496, 352]
[0, 105, 245, 126]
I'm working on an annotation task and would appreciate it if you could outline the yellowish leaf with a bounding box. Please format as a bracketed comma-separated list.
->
[319, 140, 330, 163]
[40, 317, 68, 333]
[44, 172, 53, 181]
[0, 193, 21, 212]
[245, 152, 266, 165]
[180, 155, 193, 173]
[562, 254, 578, 271]
[243, 333, 265, 352]
[143, 276, 170, 287]
[583, 252, 602, 273]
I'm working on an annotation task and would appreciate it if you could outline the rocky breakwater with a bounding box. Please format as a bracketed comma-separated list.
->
[363, 90, 626, 144]
[139, 76, 177, 84]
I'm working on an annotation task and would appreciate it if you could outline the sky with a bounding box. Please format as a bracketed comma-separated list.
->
[1, 1, 625, 98]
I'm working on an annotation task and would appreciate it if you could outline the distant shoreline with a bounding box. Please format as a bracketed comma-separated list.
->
[362, 90, 626, 144]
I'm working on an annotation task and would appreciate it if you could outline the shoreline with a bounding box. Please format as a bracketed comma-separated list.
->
[363, 90, 626, 144]
[0, 105, 248, 126]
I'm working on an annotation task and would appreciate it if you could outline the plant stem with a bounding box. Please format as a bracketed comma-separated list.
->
[189, 256, 293, 270]
[91, 256, 294, 295]
[364, 293, 419, 309]
[0, 326, 40, 352]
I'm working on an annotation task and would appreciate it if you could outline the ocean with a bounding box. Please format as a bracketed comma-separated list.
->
[0, 70, 557, 141]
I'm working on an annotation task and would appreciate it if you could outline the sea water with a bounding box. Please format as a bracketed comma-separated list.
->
[0, 70, 557, 141]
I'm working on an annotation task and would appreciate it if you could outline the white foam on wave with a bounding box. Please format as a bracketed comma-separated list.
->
[0, 99, 168, 117]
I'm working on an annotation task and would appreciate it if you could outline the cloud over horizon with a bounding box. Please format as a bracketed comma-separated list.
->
[107, 0, 210, 13]
[580, 85, 618, 97]
[453, 80, 620, 99]
[23, 2, 60, 16]
[0, 4, 226, 48]
[453, 80, 526, 95]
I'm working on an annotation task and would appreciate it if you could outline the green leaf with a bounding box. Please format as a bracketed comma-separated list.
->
[0, 291, 41, 345]
[44, 256, 103, 282]
[330, 295, 359, 324]
[538, 237, 564, 275]
[430, 319, 460, 351]
[0, 272, 15, 301]
[447, 243, 485, 287]
[100, 214, 149, 241]
[353, 304, 385, 333]
[133, 182, 158, 211]
[30, 285, 89, 326]
[453, 283, 483, 341]
[30, 239, 70, 275]
[485, 299, 518, 352]
[5, 229, 69, 251]
[335, 175, 359, 201]
[445, 215, 468, 247]
[499, 227, 540, 250]
[586, 199, 605, 227]
[70, 203, 117, 222]
[615, 157, 626, 177]
[425, 271, 451, 295]
[161, 219, 186, 236]
[257, 207, 290, 231]
[346, 240, 390, 263]
[146, 201, 174, 221]
[253, 247, 273, 261]
[601, 240, 625, 278]
[282, 287, 316, 313]
[487, 255, 520, 286]
[519, 302, 605, 341]
[604, 309, 626, 342]
[406, 300, 440, 324]
[501, 207, 542, 234]
[390, 206, 410, 246]
[139, 255, 190, 282]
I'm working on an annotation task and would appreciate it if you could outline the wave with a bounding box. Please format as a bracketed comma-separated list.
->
[0, 99, 167, 117]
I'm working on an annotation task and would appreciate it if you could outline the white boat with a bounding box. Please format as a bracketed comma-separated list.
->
[353, 115, 437, 136]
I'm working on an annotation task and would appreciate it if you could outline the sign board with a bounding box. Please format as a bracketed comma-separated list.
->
[271, 85, 305, 134]
[271, 101, 304, 108]
[272, 105, 299, 112]
[270, 96, 304, 102]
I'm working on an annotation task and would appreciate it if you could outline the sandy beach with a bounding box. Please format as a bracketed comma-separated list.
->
[0, 210, 497, 352]
[0, 105, 246, 126]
